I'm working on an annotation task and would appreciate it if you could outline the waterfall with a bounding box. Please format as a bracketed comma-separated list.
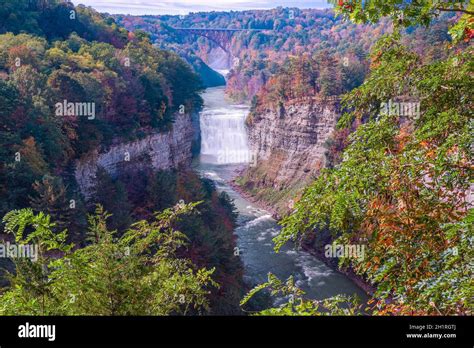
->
[199, 87, 250, 165]
[196, 87, 368, 303]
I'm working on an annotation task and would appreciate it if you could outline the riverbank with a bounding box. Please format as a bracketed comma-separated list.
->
[229, 167, 375, 298]
[301, 244, 376, 297]
[230, 170, 281, 220]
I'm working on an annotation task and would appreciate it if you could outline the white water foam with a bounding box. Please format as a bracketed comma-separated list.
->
[296, 254, 333, 282]
[244, 214, 273, 228]
[203, 171, 220, 179]
[200, 103, 250, 164]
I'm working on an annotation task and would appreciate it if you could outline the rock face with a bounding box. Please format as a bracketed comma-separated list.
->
[205, 47, 232, 71]
[75, 113, 197, 197]
[240, 100, 339, 212]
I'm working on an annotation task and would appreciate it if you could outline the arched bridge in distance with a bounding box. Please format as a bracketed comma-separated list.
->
[171, 28, 267, 52]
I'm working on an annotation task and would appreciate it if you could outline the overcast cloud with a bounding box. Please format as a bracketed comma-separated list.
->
[71, 0, 331, 15]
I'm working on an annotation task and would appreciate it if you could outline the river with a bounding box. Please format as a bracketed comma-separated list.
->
[195, 85, 367, 304]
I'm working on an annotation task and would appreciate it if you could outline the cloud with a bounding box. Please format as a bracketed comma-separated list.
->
[71, 0, 331, 15]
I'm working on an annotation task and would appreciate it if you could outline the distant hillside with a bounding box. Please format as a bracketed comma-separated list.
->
[118, 8, 455, 101]
[115, 16, 225, 87]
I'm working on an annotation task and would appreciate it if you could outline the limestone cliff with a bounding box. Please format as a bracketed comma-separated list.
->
[75, 113, 198, 198]
[238, 99, 339, 214]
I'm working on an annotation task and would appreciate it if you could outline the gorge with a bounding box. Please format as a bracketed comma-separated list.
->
[197, 83, 367, 302]
[71, 64, 367, 304]
[1, 0, 471, 319]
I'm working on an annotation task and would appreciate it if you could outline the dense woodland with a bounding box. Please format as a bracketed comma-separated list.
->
[119, 7, 457, 103]
[0, 0, 245, 315]
[0, 0, 204, 219]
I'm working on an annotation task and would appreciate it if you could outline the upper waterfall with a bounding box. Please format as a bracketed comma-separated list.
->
[199, 87, 250, 165]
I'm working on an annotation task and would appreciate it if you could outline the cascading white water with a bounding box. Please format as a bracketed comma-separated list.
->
[199, 86, 250, 164]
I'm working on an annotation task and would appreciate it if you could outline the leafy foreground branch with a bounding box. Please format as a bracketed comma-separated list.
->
[241, 273, 361, 316]
[329, 0, 473, 41]
[0, 203, 217, 315]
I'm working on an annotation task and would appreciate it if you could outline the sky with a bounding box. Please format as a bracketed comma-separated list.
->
[71, 0, 332, 16]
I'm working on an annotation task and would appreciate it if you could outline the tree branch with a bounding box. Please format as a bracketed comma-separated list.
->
[435, 7, 474, 16]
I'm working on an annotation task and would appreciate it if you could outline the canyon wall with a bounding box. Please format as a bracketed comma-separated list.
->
[75, 113, 198, 197]
[205, 47, 232, 71]
[238, 99, 339, 213]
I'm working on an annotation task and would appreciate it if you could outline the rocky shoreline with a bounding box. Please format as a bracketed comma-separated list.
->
[230, 168, 282, 219]
[301, 244, 376, 297]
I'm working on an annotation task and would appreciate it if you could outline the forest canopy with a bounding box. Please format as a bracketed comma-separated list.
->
[0, 0, 203, 222]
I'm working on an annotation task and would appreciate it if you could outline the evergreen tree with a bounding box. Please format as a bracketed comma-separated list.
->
[92, 167, 133, 233]
[29, 175, 73, 233]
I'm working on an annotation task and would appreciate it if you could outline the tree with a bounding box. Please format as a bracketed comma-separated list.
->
[92, 167, 132, 233]
[0, 208, 71, 315]
[315, 51, 341, 97]
[0, 80, 22, 131]
[145, 170, 178, 212]
[276, 17, 473, 314]
[330, 0, 473, 28]
[29, 175, 73, 234]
